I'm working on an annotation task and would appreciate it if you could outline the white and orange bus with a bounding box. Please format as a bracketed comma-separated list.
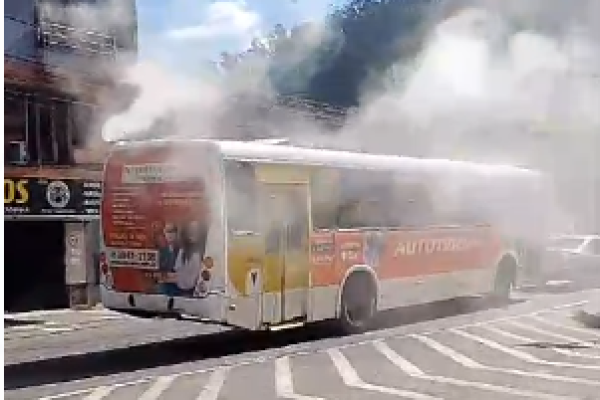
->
[99, 139, 549, 333]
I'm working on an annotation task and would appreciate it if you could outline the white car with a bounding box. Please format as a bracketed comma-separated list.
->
[543, 234, 600, 288]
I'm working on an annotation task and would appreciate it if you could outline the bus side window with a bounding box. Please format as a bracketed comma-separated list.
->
[390, 178, 435, 228]
[337, 169, 393, 229]
[225, 161, 258, 234]
[310, 167, 340, 230]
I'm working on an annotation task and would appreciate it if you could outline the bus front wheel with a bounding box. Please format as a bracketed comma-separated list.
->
[338, 271, 378, 334]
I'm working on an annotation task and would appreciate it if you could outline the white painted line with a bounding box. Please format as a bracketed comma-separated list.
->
[138, 375, 177, 400]
[553, 348, 600, 359]
[42, 326, 75, 333]
[411, 334, 600, 386]
[529, 315, 600, 338]
[327, 348, 440, 400]
[480, 325, 600, 361]
[373, 340, 576, 400]
[503, 320, 598, 348]
[40, 388, 96, 400]
[275, 356, 326, 400]
[481, 325, 536, 343]
[449, 300, 590, 331]
[196, 366, 230, 400]
[549, 300, 590, 310]
[81, 386, 115, 400]
[452, 328, 600, 370]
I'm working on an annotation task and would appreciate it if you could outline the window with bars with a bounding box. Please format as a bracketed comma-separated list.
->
[38, 19, 117, 58]
[4, 89, 98, 166]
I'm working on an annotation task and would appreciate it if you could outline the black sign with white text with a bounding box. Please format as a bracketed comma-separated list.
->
[4, 177, 102, 217]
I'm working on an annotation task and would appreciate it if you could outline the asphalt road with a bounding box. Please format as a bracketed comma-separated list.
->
[6, 288, 600, 400]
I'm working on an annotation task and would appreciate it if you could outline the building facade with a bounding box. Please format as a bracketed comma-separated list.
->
[4, 0, 137, 312]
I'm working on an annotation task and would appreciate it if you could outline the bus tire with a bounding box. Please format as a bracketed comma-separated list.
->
[338, 271, 378, 335]
[492, 256, 517, 302]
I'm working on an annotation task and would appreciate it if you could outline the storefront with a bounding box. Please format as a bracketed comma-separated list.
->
[4, 176, 102, 312]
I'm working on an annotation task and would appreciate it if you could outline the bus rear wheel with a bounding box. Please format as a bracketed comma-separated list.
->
[338, 272, 377, 334]
[492, 256, 517, 302]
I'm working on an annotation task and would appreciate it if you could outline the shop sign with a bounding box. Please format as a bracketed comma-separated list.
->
[4, 177, 101, 217]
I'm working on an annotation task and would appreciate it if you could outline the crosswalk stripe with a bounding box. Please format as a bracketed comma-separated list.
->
[529, 315, 600, 338]
[452, 328, 600, 370]
[81, 386, 115, 400]
[196, 366, 229, 400]
[328, 347, 440, 400]
[373, 340, 576, 400]
[275, 356, 326, 400]
[411, 334, 600, 386]
[138, 375, 177, 400]
[504, 320, 598, 347]
[481, 324, 600, 361]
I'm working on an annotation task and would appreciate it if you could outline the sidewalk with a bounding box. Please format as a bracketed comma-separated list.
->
[4, 307, 225, 366]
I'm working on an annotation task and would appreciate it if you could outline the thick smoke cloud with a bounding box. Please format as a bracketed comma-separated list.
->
[51, 0, 599, 233]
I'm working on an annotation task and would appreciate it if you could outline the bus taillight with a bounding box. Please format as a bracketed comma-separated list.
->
[99, 253, 109, 275]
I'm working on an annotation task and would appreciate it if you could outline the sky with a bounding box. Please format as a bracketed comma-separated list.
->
[135, 0, 349, 73]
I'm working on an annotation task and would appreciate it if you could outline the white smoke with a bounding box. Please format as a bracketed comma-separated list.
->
[350, 6, 600, 162]
[342, 3, 599, 232]
[49, 0, 599, 232]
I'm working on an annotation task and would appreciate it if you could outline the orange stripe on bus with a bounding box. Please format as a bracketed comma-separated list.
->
[310, 227, 503, 287]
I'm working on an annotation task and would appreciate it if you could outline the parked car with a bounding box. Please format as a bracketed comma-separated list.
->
[542, 234, 600, 288]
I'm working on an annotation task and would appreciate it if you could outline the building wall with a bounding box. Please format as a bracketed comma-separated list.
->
[4, 0, 137, 311]
[5, 0, 37, 63]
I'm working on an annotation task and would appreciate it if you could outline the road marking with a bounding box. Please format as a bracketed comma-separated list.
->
[275, 356, 325, 400]
[42, 326, 75, 333]
[40, 388, 96, 400]
[373, 340, 575, 400]
[485, 323, 599, 352]
[529, 315, 600, 338]
[503, 320, 598, 348]
[479, 324, 600, 360]
[327, 348, 440, 400]
[553, 348, 600, 359]
[29, 296, 599, 400]
[449, 300, 589, 331]
[138, 375, 177, 400]
[196, 366, 229, 400]
[452, 328, 600, 370]
[81, 386, 115, 400]
[411, 334, 600, 386]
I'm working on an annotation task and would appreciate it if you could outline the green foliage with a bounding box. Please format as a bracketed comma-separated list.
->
[221, 0, 446, 106]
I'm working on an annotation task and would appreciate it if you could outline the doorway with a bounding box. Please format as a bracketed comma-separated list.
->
[261, 183, 310, 325]
[5, 221, 68, 312]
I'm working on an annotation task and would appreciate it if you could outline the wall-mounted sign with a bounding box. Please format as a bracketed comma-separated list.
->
[4, 177, 101, 217]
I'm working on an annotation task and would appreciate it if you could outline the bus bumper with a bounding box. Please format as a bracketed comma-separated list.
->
[100, 288, 226, 322]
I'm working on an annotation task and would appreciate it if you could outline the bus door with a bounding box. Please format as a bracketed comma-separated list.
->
[261, 183, 310, 325]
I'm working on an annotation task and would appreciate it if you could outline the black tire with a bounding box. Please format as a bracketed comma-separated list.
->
[492, 257, 517, 302]
[338, 272, 378, 334]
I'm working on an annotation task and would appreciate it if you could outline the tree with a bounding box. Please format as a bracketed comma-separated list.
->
[219, 0, 463, 110]
[305, 0, 447, 107]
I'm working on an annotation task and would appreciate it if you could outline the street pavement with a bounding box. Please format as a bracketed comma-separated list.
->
[5, 289, 600, 400]
[5, 308, 226, 366]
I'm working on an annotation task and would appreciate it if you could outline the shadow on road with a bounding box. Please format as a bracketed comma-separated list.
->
[4, 318, 45, 328]
[5, 296, 521, 390]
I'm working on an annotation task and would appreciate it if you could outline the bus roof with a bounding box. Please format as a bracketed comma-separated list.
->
[114, 138, 542, 179]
